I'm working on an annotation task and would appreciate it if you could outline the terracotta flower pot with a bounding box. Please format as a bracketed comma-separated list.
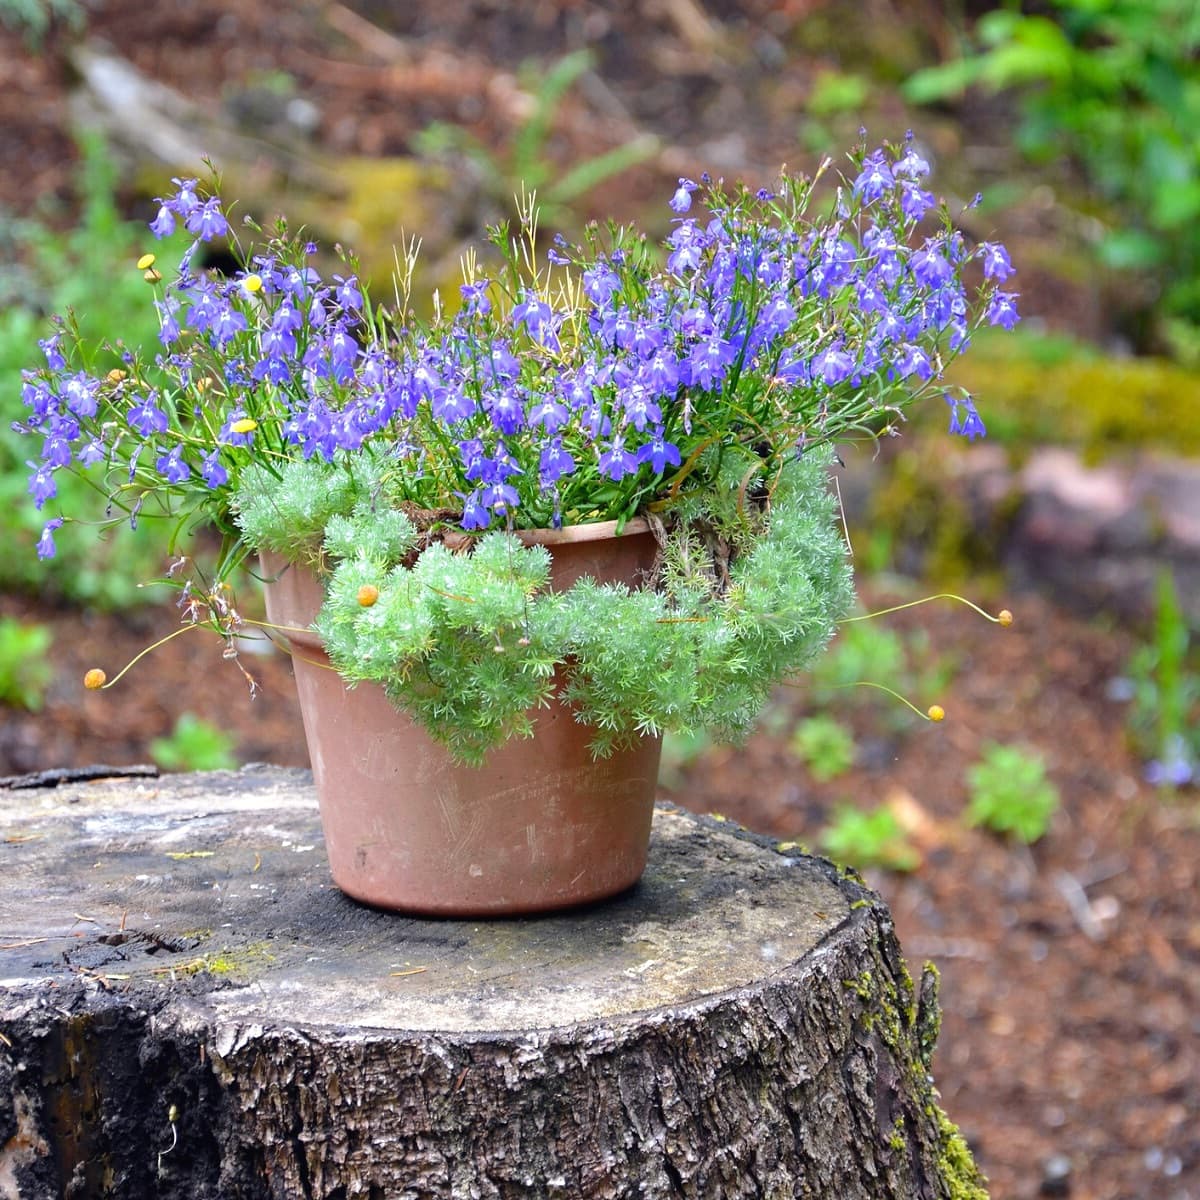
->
[260, 521, 663, 916]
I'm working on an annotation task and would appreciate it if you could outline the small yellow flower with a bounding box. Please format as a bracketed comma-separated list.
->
[927, 704, 945, 722]
[137, 253, 157, 270]
[143, 268, 162, 283]
[83, 668, 107, 690]
[230, 418, 258, 434]
[241, 273, 264, 294]
[357, 584, 380, 608]
[998, 609, 1014, 627]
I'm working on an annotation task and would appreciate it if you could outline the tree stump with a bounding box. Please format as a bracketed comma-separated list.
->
[0, 766, 985, 1199]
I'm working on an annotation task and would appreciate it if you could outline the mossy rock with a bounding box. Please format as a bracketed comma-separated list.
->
[947, 339, 1200, 461]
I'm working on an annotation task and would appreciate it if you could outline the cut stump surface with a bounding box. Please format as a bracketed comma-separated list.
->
[0, 766, 984, 1199]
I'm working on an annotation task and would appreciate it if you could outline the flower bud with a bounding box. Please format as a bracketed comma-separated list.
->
[357, 584, 379, 607]
[143, 267, 163, 283]
[241, 273, 263, 294]
[84, 668, 107, 690]
[106, 368, 127, 384]
[137, 253, 157, 270]
[927, 704, 945, 722]
[998, 609, 1013, 627]
[230, 418, 258, 434]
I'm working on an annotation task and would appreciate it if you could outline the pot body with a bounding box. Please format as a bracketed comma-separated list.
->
[261, 522, 663, 916]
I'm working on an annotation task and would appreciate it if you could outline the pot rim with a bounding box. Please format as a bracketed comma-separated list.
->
[510, 516, 651, 547]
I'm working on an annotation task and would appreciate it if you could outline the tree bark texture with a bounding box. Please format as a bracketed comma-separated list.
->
[0, 766, 985, 1199]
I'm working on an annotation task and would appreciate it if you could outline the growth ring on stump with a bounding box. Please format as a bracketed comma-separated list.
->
[0, 766, 984, 1198]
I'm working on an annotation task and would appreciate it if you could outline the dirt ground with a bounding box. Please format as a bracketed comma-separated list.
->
[2, 4, 1198, 1199]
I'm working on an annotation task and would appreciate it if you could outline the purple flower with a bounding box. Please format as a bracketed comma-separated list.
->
[41, 435, 72, 469]
[170, 178, 201, 216]
[38, 335, 65, 370]
[582, 265, 619, 306]
[686, 335, 737, 390]
[486, 387, 525, 435]
[813, 345, 856, 387]
[946, 393, 986, 440]
[911, 244, 954, 290]
[460, 489, 490, 530]
[334, 274, 363, 312]
[432, 386, 477, 425]
[670, 178, 698, 214]
[898, 181, 936, 222]
[210, 303, 248, 347]
[854, 151, 894, 204]
[529, 395, 568, 433]
[892, 343, 933, 381]
[460, 279, 492, 315]
[636, 435, 681, 475]
[987, 291, 1020, 331]
[201, 450, 228, 488]
[78, 439, 106, 467]
[186, 198, 228, 242]
[667, 221, 706, 275]
[539, 438, 575, 487]
[979, 242, 1015, 282]
[156, 445, 191, 484]
[128, 395, 168, 437]
[36, 518, 63, 560]
[149, 205, 176, 239]
[62, 372, 99, 417]
[597, 436, 638, 481]
[26, 462, 56, 509]
[894, 144, 931, 180]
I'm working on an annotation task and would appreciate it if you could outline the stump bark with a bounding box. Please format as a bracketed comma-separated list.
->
[0, 766, 985, 1199]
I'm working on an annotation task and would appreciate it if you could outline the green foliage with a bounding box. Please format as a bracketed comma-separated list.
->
[965, 743, 1059, 843]
[945, 328, 1200, 457]
[658, 727, 714, 789]
[304, 449, 853, 764]
[905, 0, 1200, 333]
[820, 804, 919, 872]
[150, 713, 238, 772]
[0, 132, 180, 607]
[809, 614, 957, 725]
[414, 50, 658, 230]
[1124, 570, 1197, 787]
[0, 617, 53, 711]
[791, 714, 857, 782]
[0, 0, 84, 46]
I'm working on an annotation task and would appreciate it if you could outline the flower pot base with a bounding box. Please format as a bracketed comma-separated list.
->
[261, 530, 663, 916]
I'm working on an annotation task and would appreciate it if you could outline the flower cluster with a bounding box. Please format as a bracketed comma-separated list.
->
[17, 135, 1016, 564]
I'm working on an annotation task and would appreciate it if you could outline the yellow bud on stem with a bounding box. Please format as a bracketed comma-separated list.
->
[927, 704, 945, 722]
[143, 268, 162, 283]
[998, 609, 1014, 627]
[83, 668, 107, 690]
[137, 253, 157, 270]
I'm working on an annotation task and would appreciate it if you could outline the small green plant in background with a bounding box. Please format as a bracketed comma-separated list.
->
[1, 131, 183, 608]
[809, 617, 958, 726]
[820, 803, 920, 873]
[1124, 571, 1197, 789]
[965, 743, 1059, 843]
[904, 0, 1200, 350]
[790, 714, 857, 782]
[150, 714, 238, 772]
[0, 0, 85, 46]
[0, 617, 53, 711]
[414, 50, 658, 232]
